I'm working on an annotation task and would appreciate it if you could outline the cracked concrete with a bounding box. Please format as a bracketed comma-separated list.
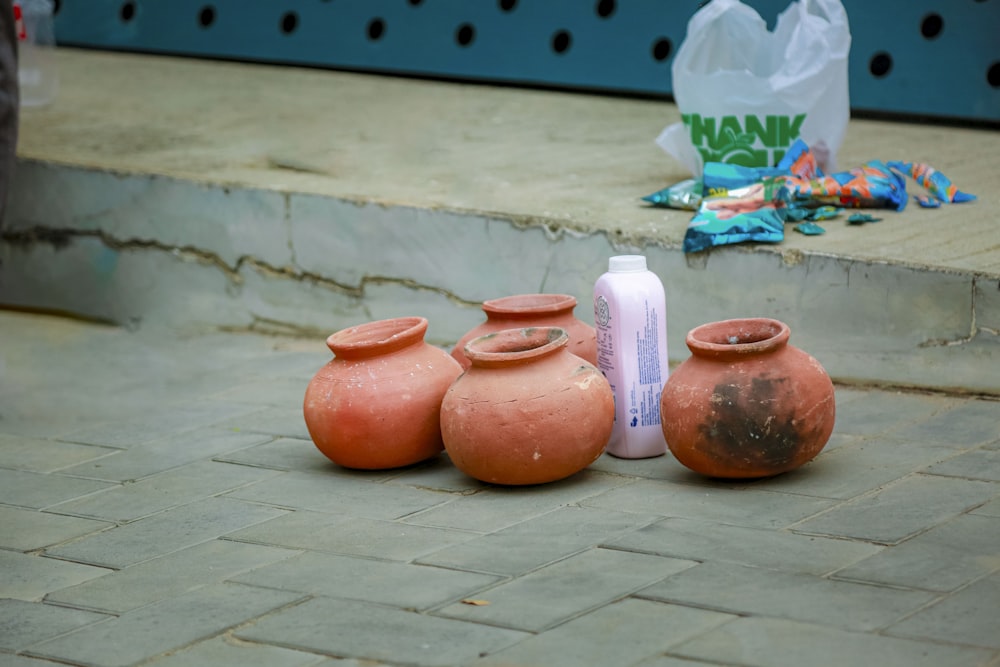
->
[2, 50, 999, 394]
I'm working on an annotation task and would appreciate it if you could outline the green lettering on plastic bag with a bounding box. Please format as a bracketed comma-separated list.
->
[682, 113, 807, 167]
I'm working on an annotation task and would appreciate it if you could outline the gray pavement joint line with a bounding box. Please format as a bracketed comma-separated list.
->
[878, 570, 1000, 643]
[27, 591, 317, 666]
[0, 226, 483, 307]
[782, 474, 919, 538]
[787, 473, 999, 547]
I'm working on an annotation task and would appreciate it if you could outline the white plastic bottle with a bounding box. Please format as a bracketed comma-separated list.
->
[16, 0, 59, 108]
[593, 255, 669, 458]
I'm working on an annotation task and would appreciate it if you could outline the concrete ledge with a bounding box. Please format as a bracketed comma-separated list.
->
[2, 50, 999, 394]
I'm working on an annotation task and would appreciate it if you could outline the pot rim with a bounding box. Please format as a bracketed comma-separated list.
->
[326, 316, 428, 358]
[686, 317, 790, 359]
[481, 294, 577, 318]
[464, 326, 569, 367]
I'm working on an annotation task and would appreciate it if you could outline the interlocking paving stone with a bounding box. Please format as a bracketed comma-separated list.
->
[210, 347, 325, 382]
[214, 436, 338, 474]
[638, 561, 934, 632]
[231, 551, 500, 610]
[136, 635, 328, 667]
[0, 468, 117, 509]
[385, 454, 487, 494]
[0, 434, 115, 473]
[591, 453, 780, 487]
[208, 375, 313, 406]
[471, 598, 735, 667]
[226, 511, 478, 560]
[580, 479, 836, 529]
[887, 399, 1000, 449]
[886, 572, 1000, 649]
[27, 582, 305, 667]
[604, 516, 882, 575]
[418, 505, 661, 576]
[972, 497, 1000, 517]
[215, 406, 312, 440]
[7, 311, 1000, 666]
[669, 616, 994, 667]
[44, 497, 288, 568]
[793, 474, 999, 544]
[47, 539, 301, 613]
[403, 472, 639, 533]
[834, 513, 1000, 592]
[0, 599, 110, 652]
[745, 438, 958, 499]
[57, 400, 261, 447]
[235, 597, 529, 667]
[0, 505, 111, 551]
[0, 550, 110, 601]
[587, 451, 682, 481]
[831, 391, 960, 438]
[48, 460, 280, 521]
[924, 449, 1000, 482]
[0, 654, 78, 667]
[632, 657, 732, 667]
[435, 548, 697, 632]
[224, 470, 449, 518]
[60, 429, 275, 482]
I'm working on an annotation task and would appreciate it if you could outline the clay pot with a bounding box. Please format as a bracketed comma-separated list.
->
[451, 294, 597, 369]
[303, 317, 462, 470]
[660, 318, 835, 479]
[441, 327, 614, 485]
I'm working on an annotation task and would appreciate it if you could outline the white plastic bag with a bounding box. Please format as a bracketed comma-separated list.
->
[658, 0, 850, 176]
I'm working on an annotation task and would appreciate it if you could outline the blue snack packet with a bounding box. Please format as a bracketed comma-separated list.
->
[887, 161, 976, 203]
[683, 180, 789, 253]
[642, 178, 703, 210]
[702, 162, 789, 196]
[782, 161, 908, 211]
[914, 194, 942, 209]
[795, 222, 826, 235]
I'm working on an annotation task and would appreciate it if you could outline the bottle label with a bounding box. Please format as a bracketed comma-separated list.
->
[14, 4, 25, 42]
[595, 295, 611, 328]
[637, 301, 663, 386]
[634, 299, 663, 427]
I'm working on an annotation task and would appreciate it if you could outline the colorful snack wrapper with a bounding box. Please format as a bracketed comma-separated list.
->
[847, 213, 882, 224]
[888, 161, 976, 203]
[683, 180, 789, 253]
[782, 161, 908, 211]
[785, 204, 841, 222]
[777, 139, 824, 179]
[647, 140, 977, 253]
[642, 178, 703, 210]
[702, 162, 789, 195]
[803, 206, 842, 221]
[795, 222, 826, 235]
[914, 194, 942, 209]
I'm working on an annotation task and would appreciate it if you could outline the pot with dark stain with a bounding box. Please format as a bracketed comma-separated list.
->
[660, 318, 835, 479]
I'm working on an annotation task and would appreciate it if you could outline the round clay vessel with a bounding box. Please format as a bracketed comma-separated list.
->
[660, 318, 835, 479]
[441, 327, 614, 485]
[451, 294, 597, 369]
[303, 317, 463, 470]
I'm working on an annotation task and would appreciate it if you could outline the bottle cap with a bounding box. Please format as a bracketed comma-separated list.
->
[608, 255, 647, 272]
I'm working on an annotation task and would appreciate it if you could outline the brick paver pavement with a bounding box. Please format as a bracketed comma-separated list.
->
[1, 310, 998, 667]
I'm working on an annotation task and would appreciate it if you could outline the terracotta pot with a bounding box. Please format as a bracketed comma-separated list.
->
[441, 327, 614, 485]
[451, 294, 597, 369]
[660, 318, 835, 479]
[303, 317, 462, 470]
